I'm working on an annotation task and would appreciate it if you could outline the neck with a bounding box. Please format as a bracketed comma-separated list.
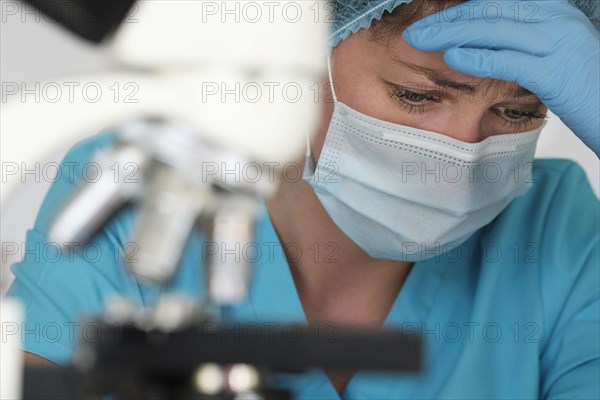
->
[265, 157, 414, 306]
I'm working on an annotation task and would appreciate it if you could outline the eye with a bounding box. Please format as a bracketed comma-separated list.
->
[391, 87, 437, 104]
[396, 89, 434, 104]
[495, 106, 547, 130]
[387, 83, 440, 114]
[497, 107, 539, 120]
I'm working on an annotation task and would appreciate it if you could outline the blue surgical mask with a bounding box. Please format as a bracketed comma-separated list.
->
[302, 55, 545, 262]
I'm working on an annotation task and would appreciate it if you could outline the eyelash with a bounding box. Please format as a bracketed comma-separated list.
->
[388, 86, 547, 131]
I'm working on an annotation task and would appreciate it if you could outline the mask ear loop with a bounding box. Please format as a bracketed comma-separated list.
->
[304, 127, 315, 177]
[326, 52, 339, 103]
[305, 51, 337, 178]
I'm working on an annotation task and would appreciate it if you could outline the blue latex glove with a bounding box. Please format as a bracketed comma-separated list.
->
[403, 0, 600, 157]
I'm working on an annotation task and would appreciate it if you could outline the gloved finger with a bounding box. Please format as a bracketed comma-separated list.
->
[403, 8, 573, 56]
[443, 47, 545, 91]
[403, 24, 555, 56]
[406, 0, 571, 31]
[402, 0, 588, 55]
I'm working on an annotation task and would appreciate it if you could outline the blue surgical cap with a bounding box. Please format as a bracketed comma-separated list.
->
[329, 0, 600, 47]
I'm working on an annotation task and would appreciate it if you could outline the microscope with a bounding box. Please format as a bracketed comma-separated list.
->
[2, 1, 422, 398]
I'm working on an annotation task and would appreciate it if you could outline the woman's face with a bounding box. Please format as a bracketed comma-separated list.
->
[311, 28, 548, 162]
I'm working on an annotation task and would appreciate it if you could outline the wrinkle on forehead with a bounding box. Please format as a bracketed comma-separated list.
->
[382, 35, 539, 102]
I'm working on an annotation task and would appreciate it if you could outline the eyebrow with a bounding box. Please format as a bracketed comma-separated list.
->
[390, 55, 536, 98]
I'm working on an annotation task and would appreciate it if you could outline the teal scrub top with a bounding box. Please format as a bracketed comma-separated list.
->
[7, 131, 600, 399]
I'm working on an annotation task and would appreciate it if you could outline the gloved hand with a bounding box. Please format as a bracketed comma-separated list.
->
[402, 0, 600, 157]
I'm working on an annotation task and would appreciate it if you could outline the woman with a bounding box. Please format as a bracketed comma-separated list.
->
[9, 0, 599, 398]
